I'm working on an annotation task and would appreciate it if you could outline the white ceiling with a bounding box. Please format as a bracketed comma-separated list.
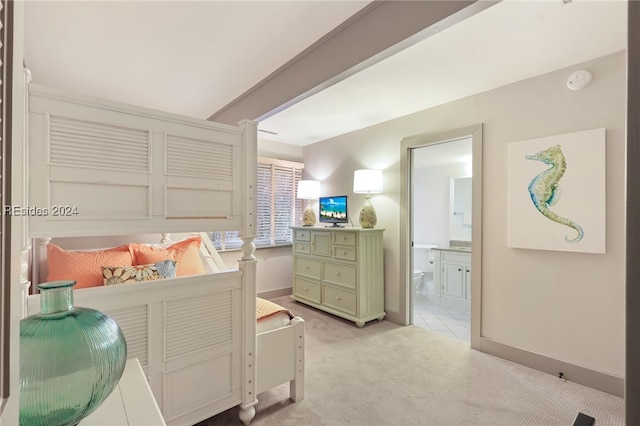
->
[23, 0, 627, 149]
[259, 0, 628, 146]
[23, 0, 372, 119]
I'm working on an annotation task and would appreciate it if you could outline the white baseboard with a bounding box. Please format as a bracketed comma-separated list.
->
[258, 287, 292, 300]
[476, 336, 624, 397]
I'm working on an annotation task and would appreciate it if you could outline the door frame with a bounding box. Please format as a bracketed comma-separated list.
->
[399, 124, 483, 348]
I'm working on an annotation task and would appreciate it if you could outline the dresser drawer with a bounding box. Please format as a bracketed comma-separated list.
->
[442, 251, 471, 265]
[294, 229, 311, 242]
[323, 285, 356, 315]
[334, 245, 356, 261]
[323, 262, 356, 289]
[294, 242, 311, 254]
[295, 257, 322, 280]
[334, 231, 356, 246]
[294, 277, 321, 304]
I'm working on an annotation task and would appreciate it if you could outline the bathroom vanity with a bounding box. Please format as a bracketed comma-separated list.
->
[432, 246, 471, 313]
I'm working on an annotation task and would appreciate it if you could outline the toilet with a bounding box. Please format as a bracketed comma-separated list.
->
[413, 244, 437, 299]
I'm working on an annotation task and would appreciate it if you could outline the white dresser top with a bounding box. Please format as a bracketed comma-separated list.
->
[81, 358, 165, 426]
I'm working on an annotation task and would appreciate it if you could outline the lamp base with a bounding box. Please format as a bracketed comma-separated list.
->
[359, 197, 377, 229]
[302, 204, 316, 227]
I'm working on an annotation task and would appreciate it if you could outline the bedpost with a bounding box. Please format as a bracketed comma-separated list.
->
[19, 69, 32, 318]
[238, 119, 258, 425]
[239, 119, 257, 241]
[238, 236, 257, 425]
[20, 243, 31, 318]
[30, 237, 50, 293]
[290, 316, 305, 402]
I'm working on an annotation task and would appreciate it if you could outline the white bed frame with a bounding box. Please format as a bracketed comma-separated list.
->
[19, 85, 304, 425]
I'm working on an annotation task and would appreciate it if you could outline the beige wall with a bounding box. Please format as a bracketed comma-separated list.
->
[303, 51, 626, 380]
[220, 246, 293, 296]
[258, 138, 303, 163]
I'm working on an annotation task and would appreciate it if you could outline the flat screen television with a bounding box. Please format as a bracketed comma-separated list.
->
[319, 195, 349, 227]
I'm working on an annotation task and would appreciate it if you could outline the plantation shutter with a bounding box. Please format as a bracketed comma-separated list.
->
[210, 159, 303, 250]
[273, 165, 295, 245]
[294, 170, 304, 227]
[254, 159, 303, 248]
[255, 163, 272, 247]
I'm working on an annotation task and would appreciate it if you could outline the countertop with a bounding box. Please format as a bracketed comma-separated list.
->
[432, 246, 472, 253]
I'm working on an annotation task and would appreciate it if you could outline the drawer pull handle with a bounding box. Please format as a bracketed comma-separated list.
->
[336, 296, 341, 300]
[305, 266, 310, 269]
[336, 272, 341, 276]
[342, 251, 347, 255]
[305, 288, 309, 291]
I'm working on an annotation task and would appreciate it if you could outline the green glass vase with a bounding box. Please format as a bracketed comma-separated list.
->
[19, 280, 127, 426]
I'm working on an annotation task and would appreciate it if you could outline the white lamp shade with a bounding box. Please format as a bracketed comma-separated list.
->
[297, 180, 320, 199]
[353, 169, 383, 194]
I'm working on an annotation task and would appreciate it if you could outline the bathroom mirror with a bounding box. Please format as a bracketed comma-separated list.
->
[449, 176, 472, 241]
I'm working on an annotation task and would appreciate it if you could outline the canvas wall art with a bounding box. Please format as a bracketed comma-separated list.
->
[507, 128, 606, 254]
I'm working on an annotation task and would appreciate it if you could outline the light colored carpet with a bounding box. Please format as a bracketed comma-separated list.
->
[197, 296, 623, 426]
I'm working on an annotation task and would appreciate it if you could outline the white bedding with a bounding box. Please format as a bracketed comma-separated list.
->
[257, 312, 292, 334]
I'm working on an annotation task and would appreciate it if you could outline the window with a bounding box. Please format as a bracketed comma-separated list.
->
[210, 230, 243, 251]
[255, 158, 304, 248]
[210, 158, 304, 251]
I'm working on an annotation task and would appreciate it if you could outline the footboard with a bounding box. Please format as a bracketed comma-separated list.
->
[26, 270, 255, 426]
[257, 317, 305, 401]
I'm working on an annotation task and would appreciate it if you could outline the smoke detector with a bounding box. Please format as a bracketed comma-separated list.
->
[567, 70, 592, 91]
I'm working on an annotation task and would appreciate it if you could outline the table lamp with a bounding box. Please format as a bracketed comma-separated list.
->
[353, 169, 383, 228]
[297, 180, 320, 226]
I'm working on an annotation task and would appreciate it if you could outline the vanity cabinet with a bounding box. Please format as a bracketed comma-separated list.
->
[433, 249, 471, 313]
[291, 227, 385, 327]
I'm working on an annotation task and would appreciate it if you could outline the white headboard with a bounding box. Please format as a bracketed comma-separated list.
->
[27, 84, 257, 239]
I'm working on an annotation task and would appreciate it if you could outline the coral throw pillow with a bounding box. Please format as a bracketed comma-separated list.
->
[129, 236, 206, 277]
[47, 243, 134, 289]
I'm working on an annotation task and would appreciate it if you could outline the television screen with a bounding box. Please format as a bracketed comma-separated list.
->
[319, 195, 348, 226]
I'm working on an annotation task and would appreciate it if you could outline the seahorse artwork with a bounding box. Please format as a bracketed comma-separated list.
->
[525, 144, 584, 243]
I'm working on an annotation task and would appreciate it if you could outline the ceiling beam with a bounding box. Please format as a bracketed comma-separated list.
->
[208, 0, 498, 125]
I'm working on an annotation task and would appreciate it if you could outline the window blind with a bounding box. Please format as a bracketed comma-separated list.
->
[256, 159, 303, 248]
[255, 163, 273, 247]
[211, 158, 303, 251]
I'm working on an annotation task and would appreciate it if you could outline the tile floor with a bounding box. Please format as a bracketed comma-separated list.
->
[413, 279, 471, 344]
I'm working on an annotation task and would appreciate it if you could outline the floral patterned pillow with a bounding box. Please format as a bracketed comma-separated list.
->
[102, 260, 177, 286]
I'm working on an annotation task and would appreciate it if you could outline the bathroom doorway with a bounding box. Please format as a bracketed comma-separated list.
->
[411, 138, 472, 344]
[399, 124, 482, 348]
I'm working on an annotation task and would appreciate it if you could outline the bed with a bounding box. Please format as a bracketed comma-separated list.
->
[18, 84, 304, 425]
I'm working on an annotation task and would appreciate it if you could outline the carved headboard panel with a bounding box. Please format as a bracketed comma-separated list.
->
[27, 84, 257, 239]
